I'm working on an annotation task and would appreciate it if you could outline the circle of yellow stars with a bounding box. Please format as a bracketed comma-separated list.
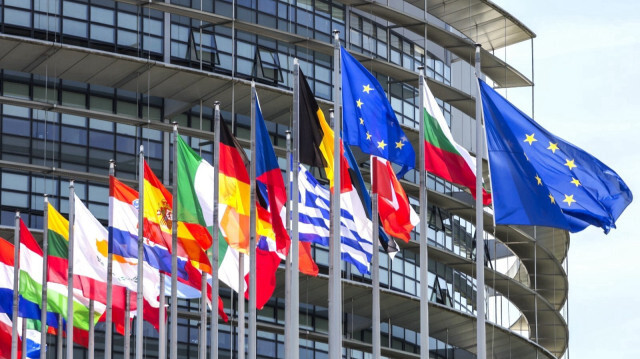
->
[357, 83, 406, 151]
[522, 133, 580, 207]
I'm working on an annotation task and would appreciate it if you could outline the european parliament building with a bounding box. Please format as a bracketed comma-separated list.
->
[0, 0, 569, 358]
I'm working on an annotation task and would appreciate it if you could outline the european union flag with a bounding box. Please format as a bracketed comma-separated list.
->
[479, 79, 632, 233]
[341, 47, 415, 174]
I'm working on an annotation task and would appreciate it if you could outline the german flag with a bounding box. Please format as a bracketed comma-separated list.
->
[218, 117, 251, 254]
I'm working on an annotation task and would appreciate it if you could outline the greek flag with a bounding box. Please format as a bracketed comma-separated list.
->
[297, 164, 373, 275]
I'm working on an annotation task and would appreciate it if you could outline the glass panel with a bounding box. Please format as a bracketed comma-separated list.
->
[2, 173, 29, 191]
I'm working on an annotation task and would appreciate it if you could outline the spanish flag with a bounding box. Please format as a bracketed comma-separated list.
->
[143, 161, 212, 274]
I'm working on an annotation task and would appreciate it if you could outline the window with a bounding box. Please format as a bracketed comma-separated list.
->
[254, 47, 283, 83]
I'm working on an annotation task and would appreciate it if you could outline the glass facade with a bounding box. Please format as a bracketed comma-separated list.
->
[0, 0, 567, 358]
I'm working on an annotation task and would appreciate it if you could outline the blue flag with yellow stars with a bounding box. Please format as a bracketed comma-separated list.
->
[479, 79, 632, 233]
[341, 47, 415, 175]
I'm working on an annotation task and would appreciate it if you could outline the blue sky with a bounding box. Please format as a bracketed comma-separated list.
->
[491, 1, 640, 357]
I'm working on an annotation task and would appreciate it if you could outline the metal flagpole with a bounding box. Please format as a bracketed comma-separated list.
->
[420, 0, 430, 354]
[20, 317, 26, 359]
[136, 144, 145, 359]
[67, 182, 75, 359]
[124, 289, 131, 358]
[329, 30, 343, 359]
[170, 125, 179, 359]
[40, 196, 49, 359]
[210, 101, 221, 359]
[199, 270, 207, 359]
[291, 58, 301, 359]
[88, 300, 95, 359]
[11, 211, 20, 359]
[371, 192, 380, 359]
[474, 43, 486, 359]
[248, 82, 257, 359]
[57, 314, 63, 358]
[159, 275, 166, 359]
[284, 129, 292, 359]
[237, 254, 245, 359]
[418, 67, 430, 359]
[106, 160, 115, 359]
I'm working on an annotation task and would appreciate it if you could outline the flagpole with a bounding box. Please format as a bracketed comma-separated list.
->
[371, 192, 380, 359]
[20, 317, 26, 359]
[170, 124, 179, 359]
[210, 101, 221, 359]
[67, 182, 75, 359]
[158, 275, 166, 359]
[56, 314, 63, 359]
[124, 289, 131, 358]
[237, 253, 245, 359]
[418, 67, 430, 359]
[284, 129, 293, 359]
[474, 43, 486, 359]
[88, 299, 95, 359]
[11, 211, 20, 359]
[40, 196, 49, 359]
[136, 144, 145, 359]
[248, 82, 258, 359]
[291, 58, 301, 359]
[329, 29, 343, 359]
[199, 269, 207, 359]
[105, 160, 115, 359]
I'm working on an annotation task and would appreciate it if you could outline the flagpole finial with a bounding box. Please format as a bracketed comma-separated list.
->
[109, 159, 115, 169]
[285, 130, 291, 141]
[333, 30, 340, 42]
[139, 144, 144, 153]
[251, 80, 256, 88]
[44, 194, 48, 202]
[15, 211, 19, 218]
[172, 122, 178, 132]
[293, 58, 299, 65]
[69, 180, 74, 188]
[213, 101, 220, 107]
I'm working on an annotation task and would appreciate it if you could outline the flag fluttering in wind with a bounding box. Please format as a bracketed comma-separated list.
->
[111, 175, 227, 322]
[46, 204, 101, 323]
[45, 204, 99, 344]
[0, 236, 52, 358]
[371, 156, 419, 242]
[143, 161, 211, 277]
[297, 69, 373, 274]
[341, 47, 415, 175]
[343, 142, 399, 258]
[479, 79, 633, 233]
[296, 164, 373, 274]
[422, 78, 491, 205]
[252, 93, 293, 308]
[218, 116, 251, 254]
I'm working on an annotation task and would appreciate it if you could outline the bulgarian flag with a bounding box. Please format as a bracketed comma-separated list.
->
[422, 78, 491, 205]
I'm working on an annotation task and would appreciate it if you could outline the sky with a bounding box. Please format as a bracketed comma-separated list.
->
[490, 1, 640, 357]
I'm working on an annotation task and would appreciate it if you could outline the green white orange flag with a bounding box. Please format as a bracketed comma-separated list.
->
[422, 78, 491, 205]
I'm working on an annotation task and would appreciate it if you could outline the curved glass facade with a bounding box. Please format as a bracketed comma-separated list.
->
[0, 0, 569, 358]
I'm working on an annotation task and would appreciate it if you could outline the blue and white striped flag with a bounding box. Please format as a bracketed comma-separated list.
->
[297, 164, 373, 275]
